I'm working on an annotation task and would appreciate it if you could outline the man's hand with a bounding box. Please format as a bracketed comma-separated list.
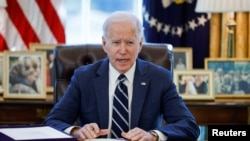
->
[121, 127, 157, 141]
[71, 123, 110, 141]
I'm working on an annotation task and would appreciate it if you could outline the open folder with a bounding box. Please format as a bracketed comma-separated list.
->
[0, 125, 76, 141]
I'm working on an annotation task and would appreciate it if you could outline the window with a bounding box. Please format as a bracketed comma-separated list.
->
[64, 0, 142, 44]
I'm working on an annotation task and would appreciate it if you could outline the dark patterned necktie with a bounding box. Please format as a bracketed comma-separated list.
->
[111, 74, 129, 138]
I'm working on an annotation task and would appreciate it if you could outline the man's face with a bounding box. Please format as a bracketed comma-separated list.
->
[102, 21, 142, 74]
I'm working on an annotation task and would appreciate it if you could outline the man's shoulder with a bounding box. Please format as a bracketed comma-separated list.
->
[137, 59, 172, 79]
[75, 58, 108, 73]
[138, 59, 170, 72]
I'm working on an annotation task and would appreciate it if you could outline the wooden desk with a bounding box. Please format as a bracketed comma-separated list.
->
[0, 100, 53, 125]
[0, 95, 250, 125]
[185, 101, 250, 125]
[0, 93, 54, 125]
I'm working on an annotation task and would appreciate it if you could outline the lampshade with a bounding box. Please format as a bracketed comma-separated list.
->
[195, 0, 250, 13]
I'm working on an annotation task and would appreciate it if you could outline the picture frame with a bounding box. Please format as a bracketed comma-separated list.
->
[30, 43, 58, 93]
[205, 58, 250, 99]
[3, 51, 47, 99]
[174, 69, 214, 100]
[0, 53, 3, 93]
[173, 47, 193, 70]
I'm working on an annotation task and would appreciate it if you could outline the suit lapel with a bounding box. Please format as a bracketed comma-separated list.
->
[130, 60, 149, 128]
[93, 59, 109, 129]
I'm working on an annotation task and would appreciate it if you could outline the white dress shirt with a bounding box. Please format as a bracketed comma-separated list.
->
[107, 62, 135, 137]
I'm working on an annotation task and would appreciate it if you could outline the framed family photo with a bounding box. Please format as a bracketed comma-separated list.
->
[30, 43, 58, 93]
[205, 58, 250, 99]
[173, 47, 193, 70]
[0, 53, 3, 93]
[3, 51, 46, 99]
[174, 69, 214, 100]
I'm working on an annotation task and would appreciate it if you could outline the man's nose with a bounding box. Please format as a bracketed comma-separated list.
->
[119, 43, 127, 53]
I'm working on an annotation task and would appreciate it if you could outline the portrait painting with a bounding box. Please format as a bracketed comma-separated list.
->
[205, 58, 250, 99]
[3, 51, 46, 99]
[173, 47, 193, 70]
[174, 69, 214, 100]
[30, 43, 58, 93]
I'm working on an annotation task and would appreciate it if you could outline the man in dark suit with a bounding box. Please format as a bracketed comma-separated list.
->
[44, 11, 200, 141]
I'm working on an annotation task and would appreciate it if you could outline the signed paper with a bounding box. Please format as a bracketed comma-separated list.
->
[0, 126, 73, 140]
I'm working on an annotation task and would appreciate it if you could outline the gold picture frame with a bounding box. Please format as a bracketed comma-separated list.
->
[30, 43, 58, 93]
[3, 51, 46, 99]
[174, 69, 214, 100]
[0, 53, 3, 93]
[173, 47, 193, 70]
[205, 58, 250, 99]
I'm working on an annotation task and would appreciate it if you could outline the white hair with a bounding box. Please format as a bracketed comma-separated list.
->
[102, 11, 143, 38]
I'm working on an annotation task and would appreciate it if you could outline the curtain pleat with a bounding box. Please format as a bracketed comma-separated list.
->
[220, 13, 229, 57]
[209, 13, 221, 58]
[248, 13, 250, 58]
[235, 12, 248, 58]
[209, 12, 250, 58]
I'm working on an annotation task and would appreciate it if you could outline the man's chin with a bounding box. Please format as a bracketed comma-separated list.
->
[117, 66, 130, 73]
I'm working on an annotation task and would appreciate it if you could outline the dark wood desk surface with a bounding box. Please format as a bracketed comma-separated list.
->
[0, 94, 250, 125]
[0, 93, 54, 125]
[185, 101, 250, 125]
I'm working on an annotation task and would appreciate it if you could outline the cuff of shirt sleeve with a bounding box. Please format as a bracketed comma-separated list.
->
[153, 130, 168, 141]
[64, 126, 80, 134]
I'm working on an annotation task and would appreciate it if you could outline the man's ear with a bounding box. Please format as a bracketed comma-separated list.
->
[138, 38, 143, 52]
[102, 36, 107, 53]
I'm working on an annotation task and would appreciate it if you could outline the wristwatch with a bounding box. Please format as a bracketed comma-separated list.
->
[149, 130, 159, 141]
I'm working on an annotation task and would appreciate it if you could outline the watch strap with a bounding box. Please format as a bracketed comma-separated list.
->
[149, 130, 159, 141]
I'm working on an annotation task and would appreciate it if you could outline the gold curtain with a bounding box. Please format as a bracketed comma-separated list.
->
[209, 12, 250, 58]
[248, 14, 250, 57]
[209, 13, 221, 58]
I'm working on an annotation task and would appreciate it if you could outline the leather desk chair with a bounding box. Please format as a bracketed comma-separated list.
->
[53, 43, 174, 103]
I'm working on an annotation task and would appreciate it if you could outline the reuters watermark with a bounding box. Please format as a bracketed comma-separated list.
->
[208, 125, 249, 140]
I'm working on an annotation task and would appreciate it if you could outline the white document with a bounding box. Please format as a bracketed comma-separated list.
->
[0, 126, 73, 140]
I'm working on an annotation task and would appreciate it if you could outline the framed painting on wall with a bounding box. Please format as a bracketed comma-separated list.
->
[205, 58, 250, 99]
[173, 47, 193, 70]
[3, 51, 46, 99]
[30, 43, 58, 93]
[174, 69, 214, 100]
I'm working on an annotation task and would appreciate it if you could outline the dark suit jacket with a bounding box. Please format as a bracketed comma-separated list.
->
[44, 58, 200, 141]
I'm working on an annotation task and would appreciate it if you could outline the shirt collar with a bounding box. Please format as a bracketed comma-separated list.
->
[109, 62, 136, 84]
